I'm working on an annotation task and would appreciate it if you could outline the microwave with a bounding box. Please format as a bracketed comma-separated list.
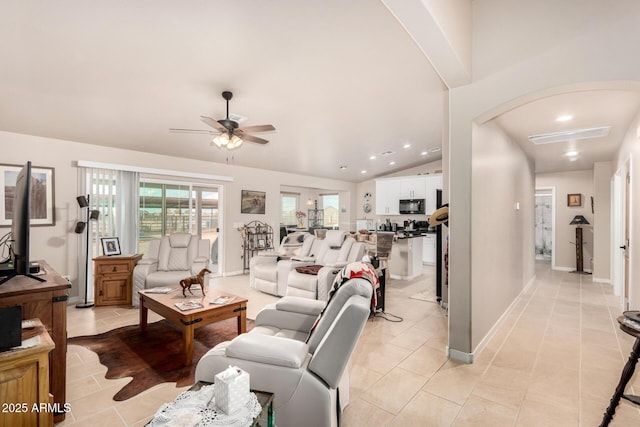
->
[399, 199, 425, 215]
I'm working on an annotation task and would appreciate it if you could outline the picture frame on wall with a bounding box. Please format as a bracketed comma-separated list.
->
[567, 193, 582, 207]
[241, 190, 266, 214]
[0, 163, 55, 226]
[101, 237, 121, 256]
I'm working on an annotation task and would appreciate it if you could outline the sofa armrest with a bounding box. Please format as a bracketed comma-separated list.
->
[226, 334, 309, 368]
[324, 261, 348, 268]
[276, 296, 326, 316]
[137, 258, 158, 266]
[291, 256, 314, 262]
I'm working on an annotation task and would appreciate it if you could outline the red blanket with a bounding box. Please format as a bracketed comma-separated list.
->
[295, 264, 324, 275]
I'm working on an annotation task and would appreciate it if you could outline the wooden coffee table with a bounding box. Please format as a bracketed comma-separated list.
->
[138, 289, 248, 366]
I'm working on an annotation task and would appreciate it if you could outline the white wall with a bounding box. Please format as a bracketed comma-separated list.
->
[536, 170, 595, 272]
[470, 121, 534, 351]
[593, 162, 612, 282]
[448, 0, 640, 359]
[615, 110, 640, 309]
[0, 131, 357, 298]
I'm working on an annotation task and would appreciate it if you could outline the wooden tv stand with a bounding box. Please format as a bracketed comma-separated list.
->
[0, 260, 71, 423]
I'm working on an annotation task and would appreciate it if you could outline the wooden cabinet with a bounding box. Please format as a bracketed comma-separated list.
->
[0, 261, 70, 423]
[0, 319, 55, 427]
[93, 254, 142, 306]
[375, 178, 401, 215]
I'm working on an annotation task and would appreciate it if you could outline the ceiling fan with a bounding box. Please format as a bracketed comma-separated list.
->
[170, 91, 275, 150]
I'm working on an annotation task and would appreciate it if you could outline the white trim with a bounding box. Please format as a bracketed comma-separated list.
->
[77, 160, 234, 182]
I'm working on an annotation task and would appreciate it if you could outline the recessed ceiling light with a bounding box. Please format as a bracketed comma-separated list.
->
[369, 155, 376, 160]
[528, 126, 611, 144]
[420, 151, 428, 156]
[556, 115, 574, 122]
[361, 170, 367, 174]
[339, 165, 347, 170]
[389, 161, 396, 166]
[565, 151, 579, 156]
[403, 144, 411, 149]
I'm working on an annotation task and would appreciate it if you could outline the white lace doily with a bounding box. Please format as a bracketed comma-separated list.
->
[147, 384, 262, 427]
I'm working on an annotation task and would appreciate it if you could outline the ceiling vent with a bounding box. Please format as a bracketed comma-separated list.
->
[380, 150, 395, 156]
[528, 126, 611, 145]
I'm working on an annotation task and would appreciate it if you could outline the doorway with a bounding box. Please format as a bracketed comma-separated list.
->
[612, 160, 631, 309]
[535, 187, 555, 267]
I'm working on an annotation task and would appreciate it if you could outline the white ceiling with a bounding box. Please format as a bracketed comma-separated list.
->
[0, 0, 446, 183]
[494, 90, 640, 173]
[2, 1, 638, 183]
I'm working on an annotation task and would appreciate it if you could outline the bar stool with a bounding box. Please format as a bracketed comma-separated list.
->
[599, 315, 640, 426]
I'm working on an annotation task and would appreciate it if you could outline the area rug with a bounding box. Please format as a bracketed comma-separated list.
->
[409, 290, 438, 303]
[68, 318, 253, 401]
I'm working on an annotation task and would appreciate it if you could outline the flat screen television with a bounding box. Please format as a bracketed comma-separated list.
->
[0, 161, 45, 285]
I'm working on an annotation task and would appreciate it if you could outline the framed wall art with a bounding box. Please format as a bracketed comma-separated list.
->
[241, 190, 266, 214]
[0, 163, 55, 226]
[567, 193, 582, 207]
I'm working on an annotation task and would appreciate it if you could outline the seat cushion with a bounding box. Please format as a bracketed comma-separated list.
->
[146, 270, 191, 287]
[250, 325, 309, 341]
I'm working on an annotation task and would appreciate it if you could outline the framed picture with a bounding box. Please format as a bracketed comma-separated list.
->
[258, 238, 266, 248]
[0, 164, 55, 226]
[241, 190, 266, 214]
[567, 193, 582, 207]
[101, 237, 121, 256]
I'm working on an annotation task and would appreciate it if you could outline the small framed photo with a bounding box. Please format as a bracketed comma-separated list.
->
[567, 193, 582, 207]
[258, 238, 266, 248]
[101, 237, 121, 256]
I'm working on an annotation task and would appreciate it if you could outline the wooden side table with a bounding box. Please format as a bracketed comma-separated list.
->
[0, 319, 56, 427]
[93, 254, 142, 306]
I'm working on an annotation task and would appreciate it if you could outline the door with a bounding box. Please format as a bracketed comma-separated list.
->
[194, 187, 221, 277]
[535, 192, 553, 262]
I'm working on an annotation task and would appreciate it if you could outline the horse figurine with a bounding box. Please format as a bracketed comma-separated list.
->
[180, 268, 211, 298]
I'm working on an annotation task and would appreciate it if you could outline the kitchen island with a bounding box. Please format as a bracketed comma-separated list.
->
[389, 234, 423, 280]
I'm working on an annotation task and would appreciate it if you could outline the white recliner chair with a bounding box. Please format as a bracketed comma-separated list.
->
[284, 230, 364, 300]
[195, 269, 374, 427]
[132, 233, 210, 305]
[249, 231, 315, 296]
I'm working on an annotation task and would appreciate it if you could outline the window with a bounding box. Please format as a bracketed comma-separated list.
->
[320, 193, 339, 228]
[281, 193, 299, 226]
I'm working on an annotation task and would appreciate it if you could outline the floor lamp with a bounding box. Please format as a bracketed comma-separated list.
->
[570, 214, 590, 274]
[75, 195, 100, 308]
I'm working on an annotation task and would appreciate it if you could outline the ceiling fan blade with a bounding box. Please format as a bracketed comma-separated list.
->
[237, 124, 275, 133]
[240, 133, 269, 144]
[169, 128, 217, 135]
[200, 116, 227, 131]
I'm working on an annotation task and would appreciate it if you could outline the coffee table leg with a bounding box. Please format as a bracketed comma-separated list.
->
[237, 304, 247, 334]
[140, 295, 148, 332]
[183, 325, 194, 366]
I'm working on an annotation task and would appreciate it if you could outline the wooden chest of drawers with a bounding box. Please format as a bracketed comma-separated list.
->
[93, 254, 142, 306]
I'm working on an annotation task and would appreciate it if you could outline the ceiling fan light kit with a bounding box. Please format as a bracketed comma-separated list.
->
[173, 90, 274, 151]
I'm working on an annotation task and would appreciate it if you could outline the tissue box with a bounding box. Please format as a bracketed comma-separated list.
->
[214, 366, 250, 414]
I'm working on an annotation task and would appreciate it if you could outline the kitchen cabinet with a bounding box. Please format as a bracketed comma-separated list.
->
[424, 174, 442, 214]
[423, 233, 436, 265]
[400, 176, 426, 199]
[375, 178, 401, 215]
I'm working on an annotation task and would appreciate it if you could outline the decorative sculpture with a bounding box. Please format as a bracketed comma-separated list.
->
[180, 268, 211, 297]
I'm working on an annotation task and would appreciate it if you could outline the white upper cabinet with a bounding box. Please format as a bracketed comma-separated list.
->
[400, 176, 427, 199]
[375, 178, 401, 215]
[424, 174, 442, 214]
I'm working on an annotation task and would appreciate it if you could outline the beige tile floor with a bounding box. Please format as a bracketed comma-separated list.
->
[59, 262, 640, 426]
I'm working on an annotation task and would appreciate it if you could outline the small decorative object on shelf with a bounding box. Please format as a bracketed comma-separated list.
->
[295, 210, 306, 228]
[240, 221, 274, 272]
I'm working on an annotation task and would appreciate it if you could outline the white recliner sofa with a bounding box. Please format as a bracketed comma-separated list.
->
[286, 238, 366, 301]
[195, 268, 374, 427]
[132, 233, 210, 306]
[249, 231, 315, 296]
